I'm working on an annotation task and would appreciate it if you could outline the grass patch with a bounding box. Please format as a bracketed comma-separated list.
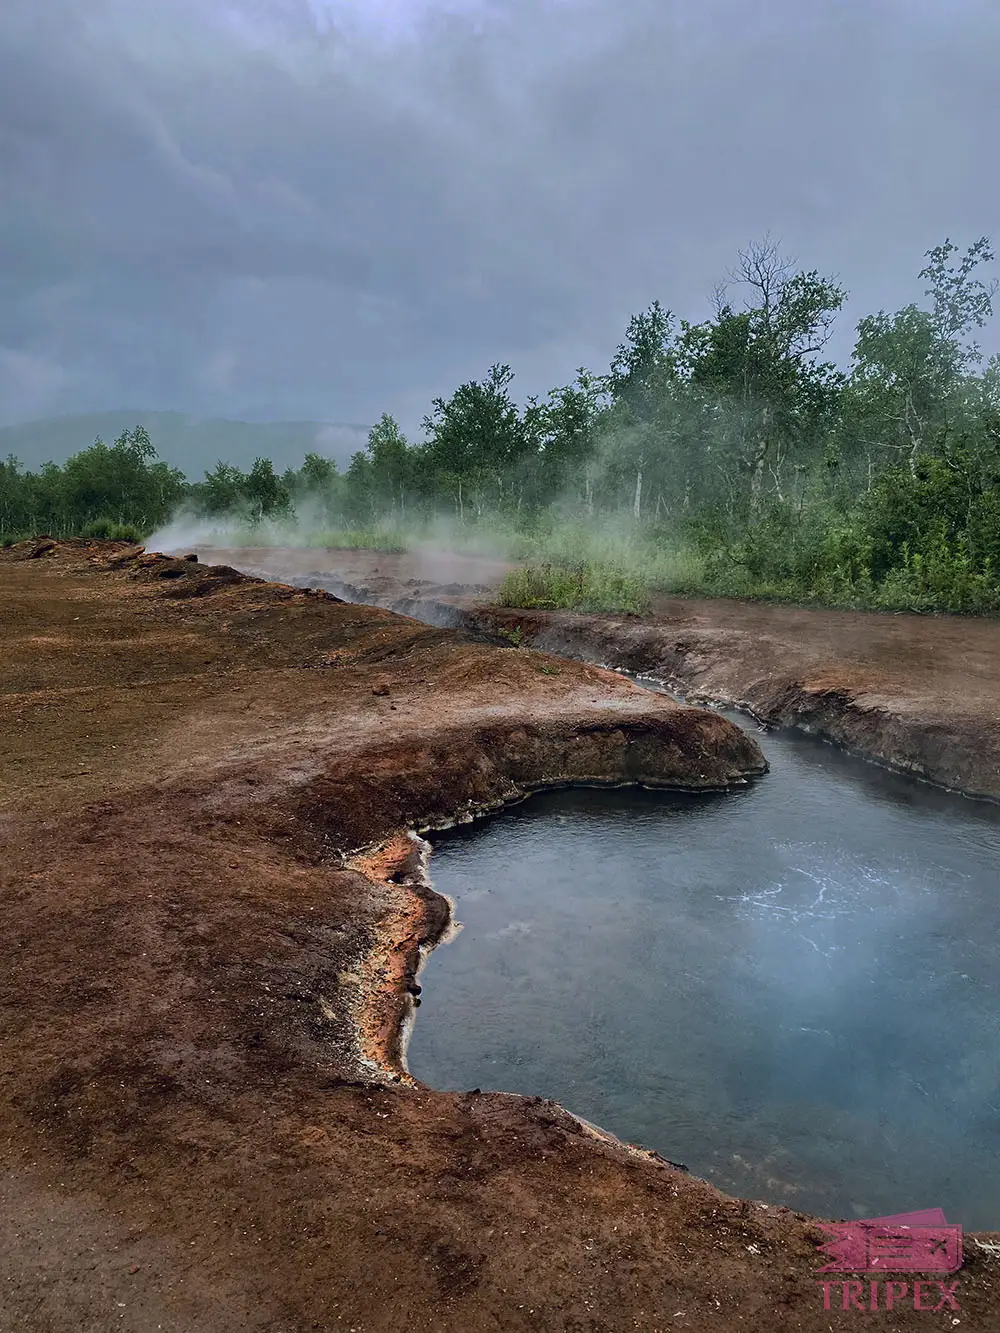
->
[197, 522, 410, 553]
[496, 561, 652, 615]
[307, 527, 408, 553]
[83, 518, 145, 542]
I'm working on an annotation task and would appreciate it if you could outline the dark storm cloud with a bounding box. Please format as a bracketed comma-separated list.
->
[1, 0, 998, 444]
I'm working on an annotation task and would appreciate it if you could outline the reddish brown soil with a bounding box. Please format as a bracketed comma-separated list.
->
[211, 547, 1000, 801]
[2, 539, 997, 1333]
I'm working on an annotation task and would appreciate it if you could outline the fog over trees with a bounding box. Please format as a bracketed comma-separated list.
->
[4, 237, 999, 614]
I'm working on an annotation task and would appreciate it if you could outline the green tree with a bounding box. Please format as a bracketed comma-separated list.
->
[244, 457, 292, 522]
[300, 451, 336, 490]
[201, 462, 248, 515]
[293, 451, 342, 527]
[849, 237, 997, 475]
[677, 238, 846, 513]
[422, 364, 534, 518]
[603, 302, 677, 518]
[529, 369, 605, 511]
[59, 427, 184, 529]
[366, 414, 413, 517]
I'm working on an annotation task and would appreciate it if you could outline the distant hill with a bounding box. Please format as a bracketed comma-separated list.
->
[0, 411, 371, 479]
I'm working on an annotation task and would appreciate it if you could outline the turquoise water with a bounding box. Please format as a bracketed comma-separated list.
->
[407, 723, 1000, 1227]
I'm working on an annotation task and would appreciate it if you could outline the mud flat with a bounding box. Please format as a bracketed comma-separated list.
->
[4, 539, 996, 1332]
[211, 547, 1000, 802]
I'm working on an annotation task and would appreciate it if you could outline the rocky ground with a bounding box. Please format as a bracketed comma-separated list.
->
[2, 538, 998, 1332]
[212, 546, 1000, 802]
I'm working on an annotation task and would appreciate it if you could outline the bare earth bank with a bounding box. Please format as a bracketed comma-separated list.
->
[210, 545, 1000, 802]
[3, 540, 996, 1332]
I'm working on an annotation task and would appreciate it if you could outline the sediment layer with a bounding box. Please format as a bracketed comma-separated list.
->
[216, 548, 1000, 802]
[450, 605, 1000, 801]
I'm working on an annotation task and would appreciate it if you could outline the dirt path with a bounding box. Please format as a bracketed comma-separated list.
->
[206, 546, 1000, 801]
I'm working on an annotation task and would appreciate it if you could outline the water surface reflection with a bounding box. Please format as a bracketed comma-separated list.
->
[407, 726, 1000, 1226]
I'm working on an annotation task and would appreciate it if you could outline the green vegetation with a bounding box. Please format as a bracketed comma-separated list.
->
[0, 427, 185, 541]
[4, 235, 1000, 617]
[206, 524, 408, 553]
[82, 518, 145, 542]
[497, 562, 652, 615]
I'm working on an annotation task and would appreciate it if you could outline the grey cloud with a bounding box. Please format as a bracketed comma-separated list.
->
[1, 0, 998, 456]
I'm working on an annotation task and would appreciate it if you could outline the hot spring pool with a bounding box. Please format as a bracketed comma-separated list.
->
[406, 719, 1000, 1226]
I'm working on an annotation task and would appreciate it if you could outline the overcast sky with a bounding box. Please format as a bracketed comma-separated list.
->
[2, 0, 998, 438]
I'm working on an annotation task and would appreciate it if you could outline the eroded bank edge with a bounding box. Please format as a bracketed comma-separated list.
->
[342, 759, 767, 1092]
[454, 608, 1000, 805]
[360, 583, 1000, 805]
[219, 559, 999, 802]
[342, 805, 706, 1185]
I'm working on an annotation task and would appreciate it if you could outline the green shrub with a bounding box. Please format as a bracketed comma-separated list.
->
[83, 519, 144, 542]
[496, 561, 651, 614]
[82, 518, 117, 539]
[312, 526, 407, 553]
[873, 539, 999, 614]
[113, 522, 144, 544]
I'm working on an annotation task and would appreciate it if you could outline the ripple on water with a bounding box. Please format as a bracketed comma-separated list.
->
[407, 721, 1000, 1228]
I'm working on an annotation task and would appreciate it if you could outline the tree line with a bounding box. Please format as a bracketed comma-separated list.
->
[4, 235, 999, 611]
[0, 426, 186, 542]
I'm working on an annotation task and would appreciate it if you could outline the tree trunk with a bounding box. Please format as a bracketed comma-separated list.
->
[633, 466, 643, 521]
[749, 407, 771, 513]
[904, 387, 923, 477]
[749, 443, 767, 513]
[908, 434, 921, 477]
